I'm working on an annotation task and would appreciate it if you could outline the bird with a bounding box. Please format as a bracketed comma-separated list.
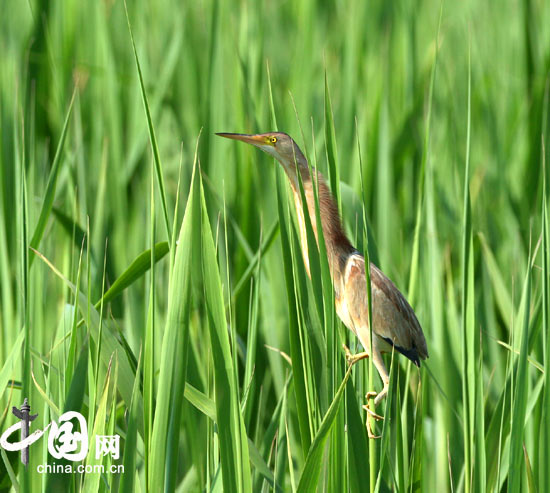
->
[216, 131, 428, 437]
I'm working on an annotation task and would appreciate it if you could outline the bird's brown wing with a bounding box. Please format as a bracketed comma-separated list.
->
[343, 255, 428, 362]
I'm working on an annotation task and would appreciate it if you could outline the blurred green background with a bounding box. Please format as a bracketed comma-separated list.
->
[1, 0, 549, 491]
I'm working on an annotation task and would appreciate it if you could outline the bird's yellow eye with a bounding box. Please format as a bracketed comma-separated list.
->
[270, 137, 277, 144]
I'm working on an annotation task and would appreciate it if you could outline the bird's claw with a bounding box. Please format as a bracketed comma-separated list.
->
[367, 382, 389, 405]
[342, 344, 369, 366]
[363, 392, 384, 439]
[362, 401, 384, 421]
[342, 344, 354, 364]
[365, 391, 378, 401]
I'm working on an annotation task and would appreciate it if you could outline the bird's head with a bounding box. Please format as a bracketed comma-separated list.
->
[216, 132, 307, 181]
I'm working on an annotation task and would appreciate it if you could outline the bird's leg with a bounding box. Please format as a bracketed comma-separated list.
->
[363, 394, 383, 439]
[362, 399, 384, 421]
[363, 347, 390, 438]
[342, 343, 369, 366]
[374, 383, 389, 406]
[371, 349, 390, 406]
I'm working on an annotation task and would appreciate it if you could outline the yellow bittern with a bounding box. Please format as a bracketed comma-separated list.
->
[217, 132, 428, 437]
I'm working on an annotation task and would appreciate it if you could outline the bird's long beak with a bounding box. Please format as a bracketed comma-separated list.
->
[216, 133, 267, 148]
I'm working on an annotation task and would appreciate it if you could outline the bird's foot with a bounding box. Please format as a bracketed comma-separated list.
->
[363, 391, 385, 439]
[342, 344, 369, 366]
[363, 399, 384, 421]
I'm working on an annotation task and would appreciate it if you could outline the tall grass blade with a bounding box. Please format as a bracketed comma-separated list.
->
[541, 149, 550, 493]
[149, 143, 200, 489]
[345, 377, 370, 493]
[297, 365, 353, 492]
[0, 330, 24, 402]
[32, 249, 139, 415]
[275, 167, 312, 454]
[97, 242, 169, 306]
[29, 89, 76, 267]
[407, 3, 442, 304]
[508, 250, 532, 492]
[82, 357, 114, 493]
[200, 172, 252, 492]
[123, 0, 171, 240]
[119, 348, 142, 493]
[144, 159, 156, 486]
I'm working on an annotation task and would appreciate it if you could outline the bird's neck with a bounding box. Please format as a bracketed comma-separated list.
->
[287, 166, 354, 285]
